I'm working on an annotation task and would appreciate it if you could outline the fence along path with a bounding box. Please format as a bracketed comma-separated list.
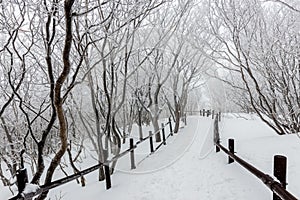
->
[9, 117, 178, 200]
[10, 114, 216, 200]
[213, 113, 298, 200]
[44, 115, 214, 200]
[9, 111, 296, 200]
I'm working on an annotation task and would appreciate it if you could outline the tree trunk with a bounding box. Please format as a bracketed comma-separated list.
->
[152, 116, 161, 142]
[31, 6, 58, 183]
[174, 108, 180, 134]
[138, 110, 143, 140]
[97, 130, 105, 181]
[110, 119, 121, 174]
[122, 106, 127, 144]
[37, 1, 75, 199]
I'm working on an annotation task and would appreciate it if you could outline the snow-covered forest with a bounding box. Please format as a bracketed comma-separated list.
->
[0, 0, 299, 199]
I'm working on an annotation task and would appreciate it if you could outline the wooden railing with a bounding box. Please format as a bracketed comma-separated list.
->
[186, 109, 221, 121]
[9, 117, 176, 200]
[213, 113, 298, 200]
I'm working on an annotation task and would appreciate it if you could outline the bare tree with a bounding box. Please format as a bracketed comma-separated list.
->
[206, 0, 300, 134]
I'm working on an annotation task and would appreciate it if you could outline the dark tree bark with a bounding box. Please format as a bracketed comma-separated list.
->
[37, 0, 75, 199]
[31, 0, 58, 185]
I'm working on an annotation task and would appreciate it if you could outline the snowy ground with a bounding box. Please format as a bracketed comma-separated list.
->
[1, 114, 299, 200]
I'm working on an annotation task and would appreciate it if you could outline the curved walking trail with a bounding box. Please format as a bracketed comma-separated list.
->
[48, 116, 275, 200]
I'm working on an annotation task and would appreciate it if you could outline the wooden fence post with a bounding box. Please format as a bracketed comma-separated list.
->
[16, 168, 28, 194]
[161, 123, 166, 145]
[149, 131, 154, 153]
[104, 165, 111, 189]
[214, 114, 220, 153]
[215, 144, 220, 153]
[130, 138, 136, 169]
[207, 109, 210, 117]
[184, 113, 187, 125]
[228, 139, 234, 164]
[273, 155, 287, 200]
[200, 110, 202, 116]
[168, 117, 173, 136]
[212, 110, 215, 119]
[203, 109, 205, 117]
[218, 112, 221, 122]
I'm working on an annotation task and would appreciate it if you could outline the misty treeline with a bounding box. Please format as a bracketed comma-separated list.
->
[0, 0, 299, 198]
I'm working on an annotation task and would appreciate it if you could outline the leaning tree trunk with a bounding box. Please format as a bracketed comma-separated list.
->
[37, 1, 74, 199]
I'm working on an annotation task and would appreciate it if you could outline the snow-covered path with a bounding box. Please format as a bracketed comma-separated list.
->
[2, 115, 299, 200]
[47, 116, 275, 200]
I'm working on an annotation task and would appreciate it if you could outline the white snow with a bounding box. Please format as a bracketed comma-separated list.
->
[1, 114, 299, 200]
[23, 183, 40, 194]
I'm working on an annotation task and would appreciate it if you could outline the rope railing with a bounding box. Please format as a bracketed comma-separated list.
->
[213, 113, 298, 200]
